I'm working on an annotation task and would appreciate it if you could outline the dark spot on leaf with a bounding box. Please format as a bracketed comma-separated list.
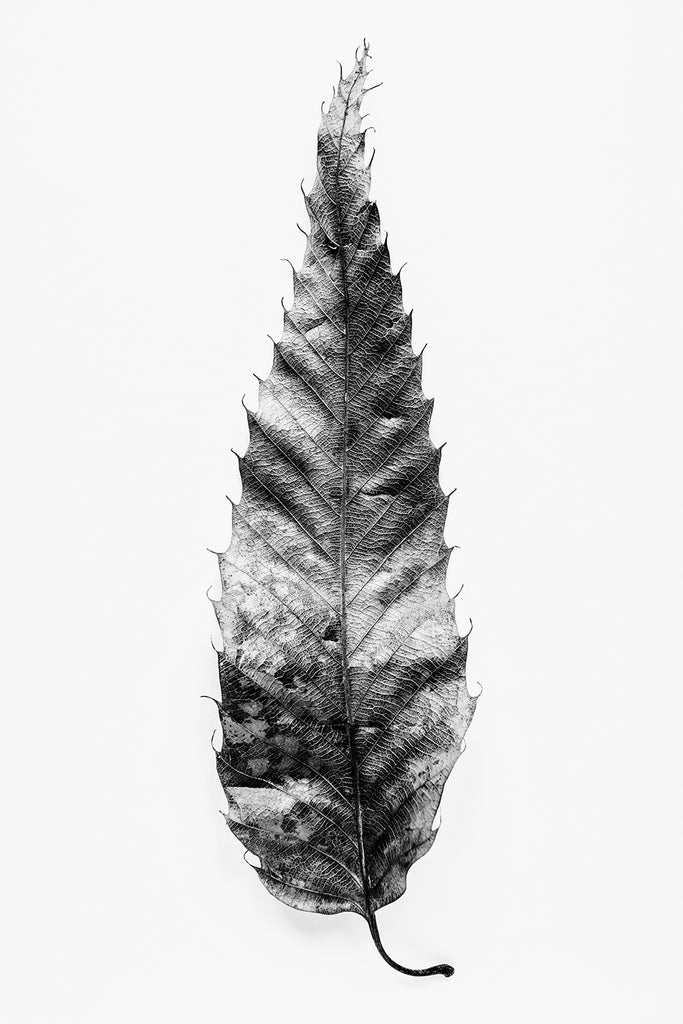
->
[322, 622, 338, 642]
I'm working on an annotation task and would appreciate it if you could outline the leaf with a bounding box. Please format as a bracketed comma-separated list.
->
[210, 41, 477, 978]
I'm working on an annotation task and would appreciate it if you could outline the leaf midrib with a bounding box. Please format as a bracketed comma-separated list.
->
[334, 70, 375, 923]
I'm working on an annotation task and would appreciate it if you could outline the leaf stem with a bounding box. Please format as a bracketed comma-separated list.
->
[368, 913, 454, 978]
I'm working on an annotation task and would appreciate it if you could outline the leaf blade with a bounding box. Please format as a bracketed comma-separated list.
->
[212, 42, 477, 976]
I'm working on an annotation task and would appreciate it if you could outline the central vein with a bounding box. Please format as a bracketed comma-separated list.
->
[334, 75, 373, 919]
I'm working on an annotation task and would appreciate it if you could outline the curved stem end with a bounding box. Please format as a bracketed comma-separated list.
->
[368, 913, 454, 979]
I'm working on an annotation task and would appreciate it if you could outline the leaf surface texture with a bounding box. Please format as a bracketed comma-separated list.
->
[212, 43, 477, 977]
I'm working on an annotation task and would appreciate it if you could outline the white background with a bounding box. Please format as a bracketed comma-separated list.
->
[1, 1, 682, 1020]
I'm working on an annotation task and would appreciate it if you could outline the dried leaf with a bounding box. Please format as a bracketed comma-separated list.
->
[210, 42, 477, 977]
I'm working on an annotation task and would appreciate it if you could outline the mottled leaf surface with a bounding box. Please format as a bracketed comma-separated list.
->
[211, 43, 477, 976]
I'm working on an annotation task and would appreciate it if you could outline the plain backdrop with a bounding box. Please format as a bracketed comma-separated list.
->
[1, 1, 682, 1021]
